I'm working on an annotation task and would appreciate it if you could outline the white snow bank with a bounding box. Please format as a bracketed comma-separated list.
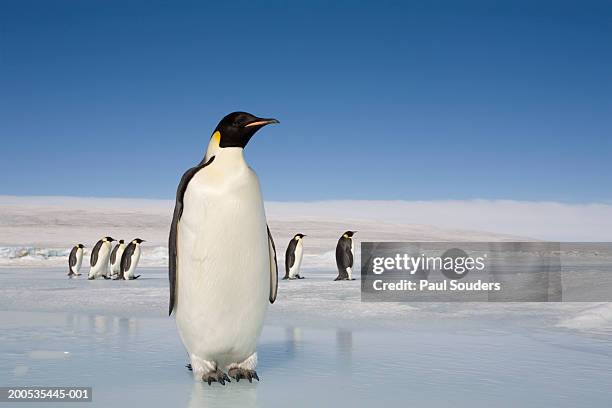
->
[0, 246, 168, 267]
[2, 195, 611, 268]
[557, 303, 612, 334]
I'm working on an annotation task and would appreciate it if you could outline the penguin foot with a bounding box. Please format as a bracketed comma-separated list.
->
[186, 363, 192, 371]
[201, 369, 230, 386]
[228, 367, 259, 383]
[296, 275, 305, 279]
[102, 275, 111, 280]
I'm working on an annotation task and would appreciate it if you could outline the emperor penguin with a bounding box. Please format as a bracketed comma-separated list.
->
[335, 231, 357, 281]
[110, 240, 126, 278]
[284, 234, 306, 280]
[117, 238, 145, 280]
[67, 244, 85, 277]
[88, 236, 115, 280]
[169, 112, 279, 385]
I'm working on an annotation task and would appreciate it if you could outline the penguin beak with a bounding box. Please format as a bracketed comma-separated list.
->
[244, 118, 280, 128]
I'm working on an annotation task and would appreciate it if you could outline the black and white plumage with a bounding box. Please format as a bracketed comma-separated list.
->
[284, 234, 306, 280]
[88, 236, 115, 280]
[335, 231, 357, 281]
[169, 111, 279, 385]
[67, 244, 84, 277]
[110, 240, 126, 278]
[116, 238, 145, 280]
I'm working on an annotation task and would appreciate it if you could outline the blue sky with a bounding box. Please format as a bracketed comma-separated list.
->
[1, 0, 610, 202]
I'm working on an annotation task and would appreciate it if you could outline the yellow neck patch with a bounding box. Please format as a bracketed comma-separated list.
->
[212, 131, 221, 146]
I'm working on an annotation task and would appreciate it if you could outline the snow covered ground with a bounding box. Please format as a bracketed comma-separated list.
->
[1, 196, 611, 407]
[3, 195, 612, 268]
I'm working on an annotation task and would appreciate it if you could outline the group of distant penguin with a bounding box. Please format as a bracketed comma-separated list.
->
[285, 230, 357, 281]
[67, 237, 146, 280]
[68, 231, 355, 282]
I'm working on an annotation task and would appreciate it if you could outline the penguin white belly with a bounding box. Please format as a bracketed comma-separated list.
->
[89, 244, 111, 278]
[73, 249, 83, 274]
[288, 242, 303, 278]
[111, 246, 125, 274]
[125, 247, 141, 279]
[347, 240, 354, 279]
[176, 154, 269, 369]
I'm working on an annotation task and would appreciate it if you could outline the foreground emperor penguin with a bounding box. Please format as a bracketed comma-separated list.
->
[117, 238, 145, 280]
[169, 112, 279, 385]
[335, 231, 357, 281]
[110, 239, 126, 278]
[88, 236, 115, 280]
[284, 234, 306, 279]
[67, 244, 85, 277]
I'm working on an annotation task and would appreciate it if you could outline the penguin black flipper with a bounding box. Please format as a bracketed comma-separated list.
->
[267, 225, 278, 304]
[335, 238, 353, 280]
[120, 242, 136, 280]
[90, 240, 103, 267]
[284, 239, 297, 280]
[68, 246, 77, 276]
[168, 156, 216, 316]
[110, 243, 120, 265]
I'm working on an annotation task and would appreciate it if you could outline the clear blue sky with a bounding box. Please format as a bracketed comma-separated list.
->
[1, 0, 610, 202]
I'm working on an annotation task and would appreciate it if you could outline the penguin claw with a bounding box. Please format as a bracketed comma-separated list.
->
[228, 368, 259, 383]
[201, 369, 230, 386]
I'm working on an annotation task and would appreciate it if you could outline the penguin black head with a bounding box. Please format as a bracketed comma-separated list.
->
[212, 112, 279, 149]
[118, 239, 125, 244]
[294, 233, 306, 239]
[103, 236, 116, 242]
[343, 231, 357, 238]
[77, 244, 85, 249]
[133, 238, 146, 244]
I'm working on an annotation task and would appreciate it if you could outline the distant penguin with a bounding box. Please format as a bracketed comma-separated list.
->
[117, 238, 145, 280]
[67, 244, 85, 277]
[335, 231, 357, 281]
[88, 236, 115, 280]
[110, 240, 126, 278]
[284, 234, 306, 280]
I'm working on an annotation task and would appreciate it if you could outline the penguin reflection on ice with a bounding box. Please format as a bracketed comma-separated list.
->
[67, 244, 84, 277]
[335, 231, 357, 281]
[169, 112, 279, 385]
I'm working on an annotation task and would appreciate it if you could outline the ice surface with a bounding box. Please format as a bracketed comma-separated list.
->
[1, 196, 612, 406]
[1, 269, 612, 408]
